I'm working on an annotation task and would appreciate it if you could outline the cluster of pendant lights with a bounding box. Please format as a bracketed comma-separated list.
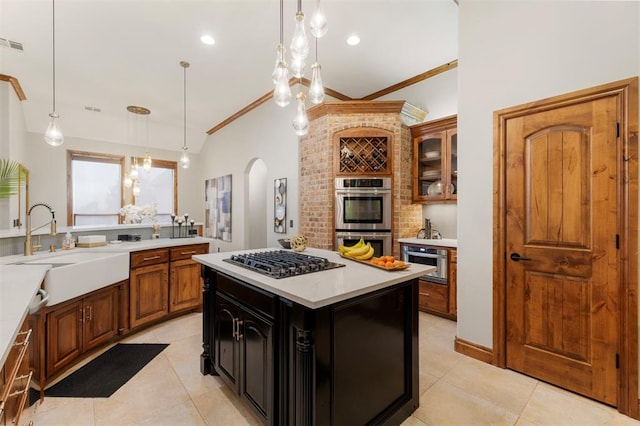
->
[123, 106, 152, 196]
[42, 0, 192, 174]
[272, 0, 327, 136]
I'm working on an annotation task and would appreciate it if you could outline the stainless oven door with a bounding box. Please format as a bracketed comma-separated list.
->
[401, 246, 448, 284]
[335, 231, 393, 258]
[335, 190, 392, 231]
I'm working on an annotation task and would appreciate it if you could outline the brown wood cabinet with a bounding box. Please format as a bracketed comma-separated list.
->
[410, 115, 457, 203]
[129, 248, 169, 329]
[46, 284, 119, 377]
[169, 244, 208, 312]
[417, 247, 457, 320]
[0, 317, 31, 426]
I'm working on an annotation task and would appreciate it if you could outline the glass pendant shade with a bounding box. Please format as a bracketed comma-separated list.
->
[132, 180, 141, 196]
[180, 147, 190, 169]
[273, 62, 292, 107]
[309, 62, 325, 104]
[290, 12, 309, 61]
[290, 56, 306, 79]
[271, 44, 288, 84]
[124, 174, 133, 188]
[44, 112, 64, 146]
[309, 3, 328, 38]
[130, 158, 139, 179]
[292, 92, 309, 136]
[143, 152, 152, 172]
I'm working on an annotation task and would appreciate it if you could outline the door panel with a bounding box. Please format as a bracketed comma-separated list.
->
[506, 95, 618, 405]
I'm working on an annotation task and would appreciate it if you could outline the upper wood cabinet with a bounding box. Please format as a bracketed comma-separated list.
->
[410, 115, 457, 203]
[334, 128, 393, 176]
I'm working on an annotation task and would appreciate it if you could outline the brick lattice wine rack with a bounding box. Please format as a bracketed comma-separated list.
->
[339, 136, 388, 174]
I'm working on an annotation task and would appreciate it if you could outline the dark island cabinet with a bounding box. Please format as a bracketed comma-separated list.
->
[201, 267, 419, 426]
[214, 291, 274, 423]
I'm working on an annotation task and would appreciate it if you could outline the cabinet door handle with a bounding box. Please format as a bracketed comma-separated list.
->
[236, 320, 243, 341]
[80, 307, 84, 323]
[232, 318, 237, 340]
[143, 255, 161, 261]
[87, 305, 93, 321]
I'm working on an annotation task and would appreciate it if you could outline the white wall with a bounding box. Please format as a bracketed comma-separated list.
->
[457, 0, 639, 348]
[23, 132, 203, 228]
[198, 99, 299, 253]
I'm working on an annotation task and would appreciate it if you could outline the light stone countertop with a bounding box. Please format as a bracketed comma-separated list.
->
[0, 237, 212, 369]
[194, 247, 435, 309]
[0, 265, 49, 368]
[398, 238, 458, 248]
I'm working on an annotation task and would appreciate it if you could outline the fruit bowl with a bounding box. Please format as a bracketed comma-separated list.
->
[277, 238, 291, 249]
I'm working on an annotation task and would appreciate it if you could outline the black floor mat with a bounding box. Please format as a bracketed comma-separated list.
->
[44, 343, 168, 398]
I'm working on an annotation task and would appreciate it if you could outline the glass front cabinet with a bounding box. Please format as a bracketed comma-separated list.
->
[410, 115, 457, 203]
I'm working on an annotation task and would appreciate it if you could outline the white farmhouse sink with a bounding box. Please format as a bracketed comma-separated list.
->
[18, 251, 129, 306]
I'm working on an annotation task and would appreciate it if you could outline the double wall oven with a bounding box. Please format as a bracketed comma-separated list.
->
[334, 177, 392, 257]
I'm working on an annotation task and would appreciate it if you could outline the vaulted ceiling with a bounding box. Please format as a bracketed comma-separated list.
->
[0, 0, 458, 153]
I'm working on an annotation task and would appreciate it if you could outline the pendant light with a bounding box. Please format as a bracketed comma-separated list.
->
[308, 38, 325, 104]
[44, 0, 63, 146]
[179, 61, 190, 169]
[126, 106, 151, 172]
[273, 0, 291, 107]
[290, 1, 309, 62]
[309, 0, 328, 38]
[292, 91, 309, 136]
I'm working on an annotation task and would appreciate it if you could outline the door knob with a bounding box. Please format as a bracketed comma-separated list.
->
[510, 253, 532, 262]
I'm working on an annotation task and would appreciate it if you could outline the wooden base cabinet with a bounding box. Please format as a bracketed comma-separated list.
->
[46, 284, 119, 377]
[416, 247, 457, 320]
[129, 248, 169, 329]
[169, 244, 208, 313]
[213, 274, 276, 424]
[0, 317, 32, 426]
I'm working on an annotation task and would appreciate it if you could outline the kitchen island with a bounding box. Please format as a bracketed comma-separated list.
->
[194, 248, 434, 426]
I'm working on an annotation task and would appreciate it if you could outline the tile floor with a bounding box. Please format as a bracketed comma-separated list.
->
[30, 312, 640, 425]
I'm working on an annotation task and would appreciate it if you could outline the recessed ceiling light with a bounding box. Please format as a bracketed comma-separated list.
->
[346, 35, 360, 46]
[200, 34, 215, 45]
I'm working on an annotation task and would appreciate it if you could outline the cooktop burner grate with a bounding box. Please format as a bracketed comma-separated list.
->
[223, 250, 345, 279]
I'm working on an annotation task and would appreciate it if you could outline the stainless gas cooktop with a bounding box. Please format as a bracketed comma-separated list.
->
[224, 250, 345, 279]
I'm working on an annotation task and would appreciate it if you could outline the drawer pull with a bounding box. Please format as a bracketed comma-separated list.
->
[180, 251, 197, 255]
[143, 255, 161, 261]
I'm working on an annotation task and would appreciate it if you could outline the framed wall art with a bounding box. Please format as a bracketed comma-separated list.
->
[205, 174, 232, 241]
[274, 178, 286, 233]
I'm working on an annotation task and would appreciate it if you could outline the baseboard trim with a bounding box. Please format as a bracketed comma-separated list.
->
[454, 336, 494, 365]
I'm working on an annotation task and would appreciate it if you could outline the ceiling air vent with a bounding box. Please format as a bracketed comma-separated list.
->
[0, 37, 24, 51]
[84, 106, 102, 112]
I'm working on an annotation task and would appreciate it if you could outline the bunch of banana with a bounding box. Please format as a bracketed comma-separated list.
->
[339, 238, 375, 260]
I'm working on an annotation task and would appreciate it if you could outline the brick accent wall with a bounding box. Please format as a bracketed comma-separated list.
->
[299, 102, 422, 257]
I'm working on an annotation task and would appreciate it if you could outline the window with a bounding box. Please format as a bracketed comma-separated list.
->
[67, 151, 124, 226]
[134, 158, 177, 223]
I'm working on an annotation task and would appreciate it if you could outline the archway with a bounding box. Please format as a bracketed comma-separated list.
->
[244, 158, 267, 249]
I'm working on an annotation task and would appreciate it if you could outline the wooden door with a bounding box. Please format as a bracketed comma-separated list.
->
[214, 292, 240, 390]
[46, 300, 83, 376]
[130, 263, 169, 329]
[505, 95, 619, 404]
[169, 259, 203, 312]
[83, 287, 118, 351]
[239, 306, 274, 423]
